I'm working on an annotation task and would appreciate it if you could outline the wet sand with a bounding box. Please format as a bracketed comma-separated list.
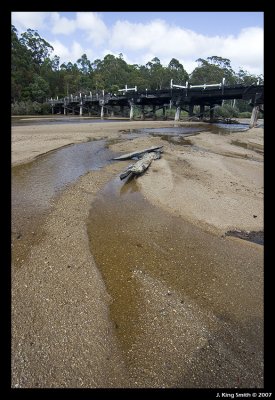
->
[11, 118, 263, 388]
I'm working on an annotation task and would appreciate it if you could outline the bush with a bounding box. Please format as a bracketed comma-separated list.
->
[215, 104, 239, 119]
[238, 111, 252, 118]
[11, 101, 51, 115]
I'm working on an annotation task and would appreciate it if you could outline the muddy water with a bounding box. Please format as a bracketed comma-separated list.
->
[87, 176, 263, 387]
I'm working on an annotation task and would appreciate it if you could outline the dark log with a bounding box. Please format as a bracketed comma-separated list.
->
[120, 151, 161, 180]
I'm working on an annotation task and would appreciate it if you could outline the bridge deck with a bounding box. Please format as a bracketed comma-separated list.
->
[47, 84, 263, 110]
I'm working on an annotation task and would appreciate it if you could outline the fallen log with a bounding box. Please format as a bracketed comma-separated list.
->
[113, 145, 163, 160]
[120, 151, 161, 180]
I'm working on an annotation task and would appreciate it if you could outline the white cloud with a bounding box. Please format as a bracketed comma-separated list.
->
[220, 27, 263, 74]
[109, 18, 263, 75]
[50, 12, 76, 35]
[50, 40, 71, 60]
[75, 12, 109, 45]
[49, 12, 109, 44]
[12, 12, 50, 31]
[50, 39, 94, 64]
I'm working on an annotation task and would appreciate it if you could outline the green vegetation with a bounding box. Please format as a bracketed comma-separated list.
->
[11, 25, 264, 116]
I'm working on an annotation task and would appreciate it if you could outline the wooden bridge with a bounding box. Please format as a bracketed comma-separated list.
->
[47, 82, 264, 126]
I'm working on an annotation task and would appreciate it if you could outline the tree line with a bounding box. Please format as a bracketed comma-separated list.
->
[11, 25, 264, 115]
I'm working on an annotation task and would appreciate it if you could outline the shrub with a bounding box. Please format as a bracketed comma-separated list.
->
[238, 111, 252, 118]
[11, 101, 51, 115]
[215, 104, 239, 119]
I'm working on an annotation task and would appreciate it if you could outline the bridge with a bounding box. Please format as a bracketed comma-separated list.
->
[47, 81, 264, 126]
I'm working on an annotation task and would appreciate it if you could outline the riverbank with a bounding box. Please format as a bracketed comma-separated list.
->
[11, 119, 263, 388]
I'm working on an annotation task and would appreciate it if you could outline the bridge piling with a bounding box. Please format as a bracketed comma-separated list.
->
[209, 107, 214, 122]
[153, 105, 156, 120]
[129, 104, 134, 120]
[175, 107, 181, 121]
[163, 106, 166, 120]
[189, 104, 194, 117]
[100, 105, 104, 119]
[249, 105, 259, 128]
[200, 105, 205, 120]
[141, 105, 145, 120]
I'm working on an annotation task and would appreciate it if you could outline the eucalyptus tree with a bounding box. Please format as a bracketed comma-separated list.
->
[76, 53, 94, 91]
[145, 57, 168, 90]
[19, 29, 54, 75]
[60, 62, 81, 95]
[168, 58, 189, 86]
[190, 56, 235, 85]
[11, 25, 34, 101]
[91, 54, 131, 91]
[29, 74, 50, 102]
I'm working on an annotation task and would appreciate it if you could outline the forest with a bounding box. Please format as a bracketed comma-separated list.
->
[11, 25, 264, 116]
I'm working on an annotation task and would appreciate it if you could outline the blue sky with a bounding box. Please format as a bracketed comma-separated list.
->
[12, 11, 264, 76]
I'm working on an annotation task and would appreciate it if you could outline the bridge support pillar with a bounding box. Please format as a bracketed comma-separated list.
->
[72, 107, 75, 115]
[209, 107, 214, 122]
[130, 104, 134, 120]
[199, 105, 205, 120]
[63, 105, 66, 115]
[249, 105, 259, 128]
[111, 109, 114, 117]
[163, 106, 167, 120]
[175, 107, 181, 121]
[152, 105, 156, 120]
[101, 105, 104, 119]
[51, 106, 54, 115]
[141, 105, 145, 120]
[188, 104, 194, 117]
[79, 104, 83, 116]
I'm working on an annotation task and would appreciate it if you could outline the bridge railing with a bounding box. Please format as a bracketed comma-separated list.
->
[171, 78, 226, 90]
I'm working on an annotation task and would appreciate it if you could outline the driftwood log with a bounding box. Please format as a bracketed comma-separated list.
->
[113, 145, 163, 161]
[120, 151, 161, 180]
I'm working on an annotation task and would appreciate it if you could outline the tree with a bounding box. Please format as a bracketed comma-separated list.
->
[29, 74, 50, 102]
[77, 53, 92, 75]
[11, 25, 34, 101]
[168, 58, 189, 85]
[145, 57, 167, 89]
[20, 29, 54, 73]
[236, 69, 263, 86]
[190, 56, 235, 85]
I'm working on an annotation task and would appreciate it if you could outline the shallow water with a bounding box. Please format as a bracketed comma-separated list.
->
[139, 126, 205, 134]
[12, 140, 115, 267]
[87, 175, 263, 386]
[211, 122, 250, 133]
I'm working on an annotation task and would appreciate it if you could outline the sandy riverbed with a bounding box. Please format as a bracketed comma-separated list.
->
[11, 119, 264, 388]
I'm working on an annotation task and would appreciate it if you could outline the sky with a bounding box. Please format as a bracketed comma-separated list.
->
[11, 11, 264, 76]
